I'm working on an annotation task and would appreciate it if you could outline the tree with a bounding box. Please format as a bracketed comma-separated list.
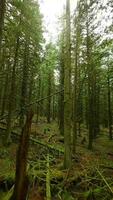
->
[0, 0, 6, 50]
[19, 38, 29, 127]
[6, 35, 20, 143]
[10, 111, 33, 200]
[58, 30, 65, 135]
[107, 65, 112, 140]
[72, 0, 82, 153]
[85, 0, 102, 149]
[64, 0, 72, 169]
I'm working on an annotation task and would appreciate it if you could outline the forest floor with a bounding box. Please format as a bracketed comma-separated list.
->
[0, 118, 113, 200]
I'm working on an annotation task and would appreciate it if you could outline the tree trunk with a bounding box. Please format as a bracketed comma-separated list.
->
[19, 39, 29, 128]
[107, 72, 112, 140]
[6, 36, 20, 143]
[47, 72, 51, 123]
[86, 4, 94, 150]
[1, 63, 9, 116]
[10, 110, 33, 200]
[52, 84, 56, 121]
[0, 47, 5, 110]
[73, 44, 78, 154]
[0, 0, 6, 50]
[94, 82, 100, 138]
[59, 50, 64, 135]
[36, 72, 41, 123]
[28, 72, 34, 105]
[64, 0, 72, 169]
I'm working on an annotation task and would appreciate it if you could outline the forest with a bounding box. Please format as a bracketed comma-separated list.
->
[0, 0, 113, 199]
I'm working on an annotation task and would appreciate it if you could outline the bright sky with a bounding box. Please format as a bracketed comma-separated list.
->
[39, 0, 76, 42]
[39, 0, 112, 43]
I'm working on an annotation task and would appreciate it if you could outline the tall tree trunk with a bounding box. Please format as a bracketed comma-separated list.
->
[52, 83, 56, 121]
[0, 47, 5, 110]
[64, 0, 72, 169]
[10, 111, 33, 200]
[0, 0, 6, 50]
[73, 0, 81, 153]
[19, 39, 29, 128]
[107, 72, 112, 140]
[59, 51, 64, 135]
[28, 72, 33, 105]
[73, 44, 78, 154]
[94, 81, 100, 138]
[6, 36, 20, 143]
[40, 81, 44, 117]
[47, 72, 51, 123]
[86, 3, 94, 150]
[36, 73, 41, 123]
[1, 63, 9, 116]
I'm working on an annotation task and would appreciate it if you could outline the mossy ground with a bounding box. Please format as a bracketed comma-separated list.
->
[0, 119, 113, 200]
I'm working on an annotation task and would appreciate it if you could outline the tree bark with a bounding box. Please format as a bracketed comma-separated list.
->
[1, 63, 9, 116]
[59, 48, 64, 135]
[64, 0, 72, 169]
[86, 2, 94, 150]
[0, 0, 6, 50]
[19, 39, 29, 127]
[47, 72, 51, 123]
[10, 110, 33, 200]
[107, 71, 112, 140]
[36, 72, 41, 123]
[6, 36, 20, 143]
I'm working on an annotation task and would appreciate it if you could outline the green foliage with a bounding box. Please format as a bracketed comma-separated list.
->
[1, 186, 13, 200]
[62, 191, 74, 200]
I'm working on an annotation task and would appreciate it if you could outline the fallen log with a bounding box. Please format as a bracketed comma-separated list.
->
[0, 124, 64, 154]
[30, 136, 64, 154]
[100, 164, 113, 170]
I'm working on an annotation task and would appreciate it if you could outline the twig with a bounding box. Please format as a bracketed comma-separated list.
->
[46, 154, 51, 200]
[96, 167, 113, 195]
[0, 89, 64, 121]
[26, 89, 64, 107]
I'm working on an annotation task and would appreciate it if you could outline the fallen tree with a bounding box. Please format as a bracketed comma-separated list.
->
[0, 123, 64, 154]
